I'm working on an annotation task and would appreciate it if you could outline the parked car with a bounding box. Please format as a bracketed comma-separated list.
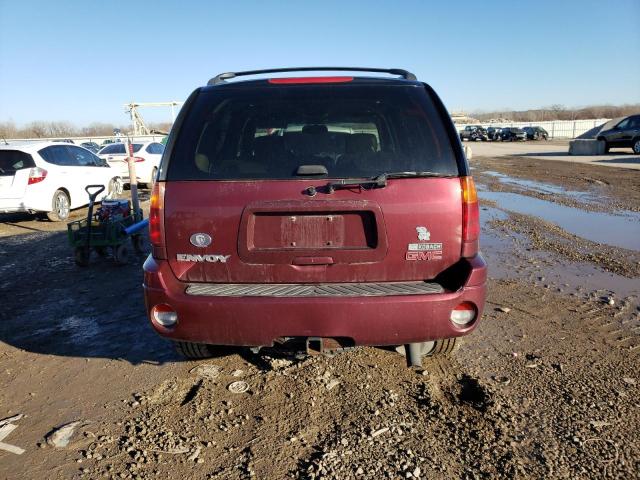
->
[144, 67, 487, 367]
[54, 139, 75, 144]
[500, 127, 527, 141]
[596, 114, 640, 153]
[459, 125, 488, 141]
[80, 142, 101, 153]
[486, 127, 502, 141]
[523, 126, 549, 140]
[0, 142, 120, 221]
[97, 141, 164, 187]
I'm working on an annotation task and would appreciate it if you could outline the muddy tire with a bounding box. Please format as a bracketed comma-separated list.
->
[46, 190, 70, 222]
[132, 234, 147, 253]
[114, 243, 130, 265]
[74, 246, 90, 267]
[425, 337, 459, 356]
[174, 341, 213, 359]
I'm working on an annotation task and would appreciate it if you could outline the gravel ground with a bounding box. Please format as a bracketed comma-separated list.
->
[0, 161, 639, 479]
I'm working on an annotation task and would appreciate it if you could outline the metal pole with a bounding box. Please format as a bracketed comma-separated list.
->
[126, 138, 141, 219]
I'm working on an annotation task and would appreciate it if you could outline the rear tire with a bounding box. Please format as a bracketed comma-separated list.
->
[46, 190, 70, 222]
[132, 234, 147, 253]
[114, 243, 130, 265]
[599, 138, 609, 153]
[425, 337, 459, 356]
[108, 177, 123, 197]
[632, 138, 640, 154]
[174, 341, 213, 359]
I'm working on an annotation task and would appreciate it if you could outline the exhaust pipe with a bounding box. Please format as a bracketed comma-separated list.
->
[406, 343, 423, 368]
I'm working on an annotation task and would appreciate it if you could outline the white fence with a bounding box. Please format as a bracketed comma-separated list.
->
[455, 118, 610, 139]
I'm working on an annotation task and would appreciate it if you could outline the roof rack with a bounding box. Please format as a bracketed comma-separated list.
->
[207, 67, 417, 86]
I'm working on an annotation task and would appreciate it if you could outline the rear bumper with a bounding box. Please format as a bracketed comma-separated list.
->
[143, 254, 487, 347]
[0, 198, 34, 214]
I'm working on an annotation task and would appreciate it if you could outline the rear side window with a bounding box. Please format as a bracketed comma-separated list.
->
[40, 145, 74, 166]
[0, 150, 35, 175]
[168, 84, 458, 180]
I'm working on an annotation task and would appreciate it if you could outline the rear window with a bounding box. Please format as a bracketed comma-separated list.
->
[0, 150, 35, 175]
[168, 84, 458, 180]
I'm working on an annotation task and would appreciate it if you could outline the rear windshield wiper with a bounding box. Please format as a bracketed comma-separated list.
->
[320, 171, 453, 194]
[325, 177, 382, 192]
[371, 171, 453, 187]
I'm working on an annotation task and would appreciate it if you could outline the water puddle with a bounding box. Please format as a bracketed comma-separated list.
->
[478, 190, 640, 251]
[481, 171, 594, 201]
[480, 206, 639, 298]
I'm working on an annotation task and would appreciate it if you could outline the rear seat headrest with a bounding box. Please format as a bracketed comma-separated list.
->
[253, 135, 284, 156]
[302, 124, 328, 135]
[345, 133, 378, 154]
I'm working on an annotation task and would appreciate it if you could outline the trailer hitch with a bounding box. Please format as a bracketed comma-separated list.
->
[305, 337, 355, 356]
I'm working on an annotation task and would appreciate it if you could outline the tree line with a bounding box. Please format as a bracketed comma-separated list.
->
[0, 121, 174, 139]
[472, 104, 640, 122]
[2, 104, 639, 139]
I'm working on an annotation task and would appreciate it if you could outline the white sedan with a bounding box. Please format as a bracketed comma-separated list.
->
[0, 142, 121, 221]
[97, 141, 164, 187]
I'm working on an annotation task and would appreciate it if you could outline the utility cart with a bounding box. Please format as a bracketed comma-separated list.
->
[67, 185, 145, 266]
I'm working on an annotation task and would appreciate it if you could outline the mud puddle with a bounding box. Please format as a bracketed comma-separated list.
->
[478, 190, 640, 251]
[482, 170, 595, 201]
[480, 205, 640, 298]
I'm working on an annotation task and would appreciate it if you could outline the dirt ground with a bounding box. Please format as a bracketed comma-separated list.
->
[1, 158, 639, 479]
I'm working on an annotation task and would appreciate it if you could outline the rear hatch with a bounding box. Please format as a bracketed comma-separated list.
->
[162, 81, 464, 284]
[0, 150, 35, 199]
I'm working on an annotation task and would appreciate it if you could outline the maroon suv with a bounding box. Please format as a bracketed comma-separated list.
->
[143, 67, 486, 367]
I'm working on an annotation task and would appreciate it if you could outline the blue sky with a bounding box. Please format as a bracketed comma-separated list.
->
[1, 0, 639, 126]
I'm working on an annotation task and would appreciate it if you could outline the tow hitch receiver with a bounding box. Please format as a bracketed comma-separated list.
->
[306, 337, 355, 355]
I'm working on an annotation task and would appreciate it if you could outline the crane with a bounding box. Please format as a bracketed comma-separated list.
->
[124, 101, 183, 136]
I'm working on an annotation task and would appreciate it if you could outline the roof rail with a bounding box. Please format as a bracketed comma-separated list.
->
[207, 67, 417, 86]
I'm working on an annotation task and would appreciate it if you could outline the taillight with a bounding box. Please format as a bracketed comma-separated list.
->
[27, 167, 48, 185]
[461, 176, 479, 258]
[149, 182, 166, 259]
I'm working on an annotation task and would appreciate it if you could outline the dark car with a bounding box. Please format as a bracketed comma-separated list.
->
[144, 67, 486, 368]
[523, 126, 549, 140]
[459, 125, 488, 141]
[597, 114, 640, 153]
[486, 126, 502, 141]
[80, 142, 100, 153]
[500, 127, 527, 141]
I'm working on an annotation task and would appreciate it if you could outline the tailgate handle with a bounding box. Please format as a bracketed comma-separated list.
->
[292, 256, 334, 266]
